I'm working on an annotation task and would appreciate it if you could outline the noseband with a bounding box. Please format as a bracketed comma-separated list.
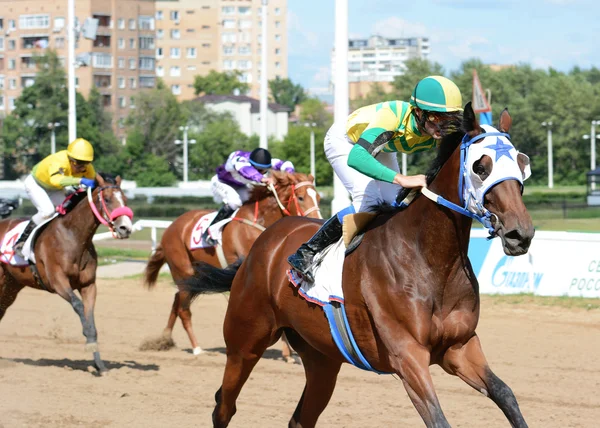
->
[87, 186, 134, 234]
[268, 181, 321, 217]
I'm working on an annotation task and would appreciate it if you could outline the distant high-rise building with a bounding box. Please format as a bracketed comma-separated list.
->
[0, 0, 157, 136]
[155, 0, 288, 100]
[331, 35, 430, 100]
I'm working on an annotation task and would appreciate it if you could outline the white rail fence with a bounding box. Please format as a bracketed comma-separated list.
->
[93, 219, 173, 252]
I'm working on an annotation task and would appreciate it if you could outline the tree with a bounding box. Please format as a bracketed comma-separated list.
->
[121, 128, 177, 186]
[268, 77, 307, 110]
[193, 70, 250, 96]
[297, 97, 333, 128]
[351, 82, 393, 111]
[391, 58, 446, 101]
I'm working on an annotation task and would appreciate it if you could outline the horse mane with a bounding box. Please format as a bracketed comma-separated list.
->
[97, 172, 118, 185]
[247, 170, 312, 202]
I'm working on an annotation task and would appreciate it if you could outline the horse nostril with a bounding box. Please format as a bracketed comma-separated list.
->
[504, 228, 532, 247]
[118, 225, 131, 234]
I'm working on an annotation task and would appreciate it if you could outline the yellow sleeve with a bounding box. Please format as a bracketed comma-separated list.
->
[359, 105, 401, 145]
[84, 164, 97, 179]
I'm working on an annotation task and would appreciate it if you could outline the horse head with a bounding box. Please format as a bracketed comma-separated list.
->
[92, 173, 134, 239]
[269, 171, 322, 219]
[460, 102, 534, 255]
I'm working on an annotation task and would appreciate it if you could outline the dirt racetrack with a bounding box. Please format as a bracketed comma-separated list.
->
[1, 276, 599, 427]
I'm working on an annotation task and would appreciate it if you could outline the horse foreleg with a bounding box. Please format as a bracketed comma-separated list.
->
[441, 334, 528, 428]
[0, 277, 24, 322]
[393, 340, 450, 428]
[286, 330, 342, 428]
[178, 290, 202, 355]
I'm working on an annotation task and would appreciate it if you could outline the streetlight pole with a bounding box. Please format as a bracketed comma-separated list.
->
[176, 126, 196, 183]
[332, 0, 350, 213]
[259, 0, 268, 149]
[401, 153, 407, 176]
[67, 0, 76, 142]
[542, 121, 553, 189]
[304, 122, 317, 185]
[48, 122, 60, 154]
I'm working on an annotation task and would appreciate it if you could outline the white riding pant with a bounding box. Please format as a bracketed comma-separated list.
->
[324, 122, 401, 213]
[24, 174, 65, 224]
[210, 175, 249, 210]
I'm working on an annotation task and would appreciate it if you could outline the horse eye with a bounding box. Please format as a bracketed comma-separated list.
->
[473, 161, 487, 176]
[298, 196, 304, 202]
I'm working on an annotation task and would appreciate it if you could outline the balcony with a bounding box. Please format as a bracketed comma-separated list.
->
[21, 76, 36, 88]
[93, 15, 111, 28]
[94, 74, 112, 89]
[102, 94, 112, 108]
[20, 57, 37, 71]
[93, 35, 111, 48]
[22, 36, 49, 49]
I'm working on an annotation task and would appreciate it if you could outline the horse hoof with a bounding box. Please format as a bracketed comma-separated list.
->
[85, 342, 99, 353]
[284, 356, 296, 364]
[193, 347, 203, 355]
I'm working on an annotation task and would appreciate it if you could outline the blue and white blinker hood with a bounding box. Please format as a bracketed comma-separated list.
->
[459, 125, 531, 234]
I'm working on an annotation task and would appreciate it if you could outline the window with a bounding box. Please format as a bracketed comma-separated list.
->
[238, 45, 251, 55]
[239, 19, 252, 29]
[129, 38, 136, 49]
[139, 36, 154, 50]
[54, 17, 65, 30]
[238, 6, 251, 15]
[9, 78, 16, 89]
[0, 76, 4, 89]
[275, 21, 280, 28]
[157, 29, 164, 39]
[117, 18, 125, 29]
[118, 38, 125, 49]
[118, 97, 126, 108]
[0, 19, 3, 30]
[275, 7, 281, 15]
[186, 10, 195, 14]
[129, 58, 136, 69]
[156, 66, 164, 77]
[222, 19, 235, 29]
[239, 73, 252, 83]
[222, 60, 234, 70]
[8, 40, 15, 50]
[171, 29, 180, 39]
[118, 57, 125, 68]
[8, 58, 16, 70]
[92, 53, 112, 68]
[221, 33, 236, 43]
[170, 11, 180, 21]
[139, 56, 155, 70]
[171, 84, 181, 95]
[156, 10, 163, 20]
[128, 19, 136, 30]
[9, 20, 16, 30]
[201, 25, 210, 29]
[275, 61, 280, 69]
[275, 48, 280, 55]
[222, 6, 235, 15]
[186, 47, 196, 58]
[140, 76, 155, 88]
[139, 16, 154, 30]
[170, 47, 180, 58]
[187, 65, 197, 71]
[170, 66, 180, 77]
[9, 97, 15, 110]
[129, 77, 136, 89]
[239, 32, 251, 43]
[130, 96, 135, 108]
[238, 60, 252, 70]
[202, 43, 210, 48]
[187, 28, 196, 33]
[0, 95, 4, 110]
[275, 34, 281, 42]
[19, 14, 50, 29]
[156, 47, 163, 58]
[118, 77, 125, 89]
[0, 37, 4, 51]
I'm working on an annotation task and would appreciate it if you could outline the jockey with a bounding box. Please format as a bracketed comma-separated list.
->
[14, 138, 97, 258]
[288, 75, 463, 281]
[203, 147, 295, 246]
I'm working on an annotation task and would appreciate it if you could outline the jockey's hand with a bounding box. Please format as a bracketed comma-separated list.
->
[80, 178, 97, 189]
[261, 176, 274, 186]
[393, 173, 427, 189]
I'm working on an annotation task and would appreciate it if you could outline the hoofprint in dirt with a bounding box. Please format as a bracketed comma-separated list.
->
[0, 278, 599, 428]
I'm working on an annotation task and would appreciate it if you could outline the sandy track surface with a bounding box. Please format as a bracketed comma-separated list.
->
[1, 278, 599, 427]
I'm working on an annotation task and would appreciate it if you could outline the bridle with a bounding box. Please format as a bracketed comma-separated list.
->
[268, 181, 321, 218]
[87, 186, 134, 235]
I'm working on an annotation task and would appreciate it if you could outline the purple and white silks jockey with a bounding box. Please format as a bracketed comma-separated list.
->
[212, 151, 295, 210]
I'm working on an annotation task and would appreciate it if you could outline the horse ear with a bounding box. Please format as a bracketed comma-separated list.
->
[116, 175, 122, 187]
[462, 102, 478, 133]
[95, 173, 105, 187]
[308, 174, 315, 184]
[499, 108, 512, 133]
[517, 152, 531, 181]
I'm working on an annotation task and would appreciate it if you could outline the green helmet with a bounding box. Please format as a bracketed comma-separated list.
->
[409, 76, 463, 113]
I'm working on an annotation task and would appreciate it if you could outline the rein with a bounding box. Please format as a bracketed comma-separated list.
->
[268, 181, 321, 217]
[419, 131, 512, 238]
[87, 186, 134, 235]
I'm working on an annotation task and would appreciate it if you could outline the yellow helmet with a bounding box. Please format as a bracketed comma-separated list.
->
[67, 138, 94, 162]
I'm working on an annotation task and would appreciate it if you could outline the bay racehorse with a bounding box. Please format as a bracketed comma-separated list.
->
[0, 173, 133, 375]
[184, 103, 535, 427]
[143, 171, 321, 358]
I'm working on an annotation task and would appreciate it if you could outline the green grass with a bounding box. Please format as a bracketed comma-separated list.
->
[96, 247, 152, 266]
[484, 293, 600, 310]
[523, 185, 586, 195]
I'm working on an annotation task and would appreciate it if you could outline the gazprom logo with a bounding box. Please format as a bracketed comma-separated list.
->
[491, 256, 544, 290]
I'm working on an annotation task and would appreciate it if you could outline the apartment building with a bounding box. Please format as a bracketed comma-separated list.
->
[331, 35, 430, 100]
[0, 0, 156, 135]
[156, 0, 288, 100]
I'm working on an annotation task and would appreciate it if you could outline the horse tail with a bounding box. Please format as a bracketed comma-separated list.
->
[144, 244, 166, 289]
[181, 259, 243, 302]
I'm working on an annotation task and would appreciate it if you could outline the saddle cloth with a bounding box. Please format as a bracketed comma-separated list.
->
[190, 210, 239, 250]
[0, 214, 58, 266]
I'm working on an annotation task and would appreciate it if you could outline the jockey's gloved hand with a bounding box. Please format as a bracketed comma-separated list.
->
[80, 178, 96, 189]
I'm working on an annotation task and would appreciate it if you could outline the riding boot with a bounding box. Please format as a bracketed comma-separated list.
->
[203, 205, 235, 246]
[13, 220, 36, 259]
[287, 214, 343, 282]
